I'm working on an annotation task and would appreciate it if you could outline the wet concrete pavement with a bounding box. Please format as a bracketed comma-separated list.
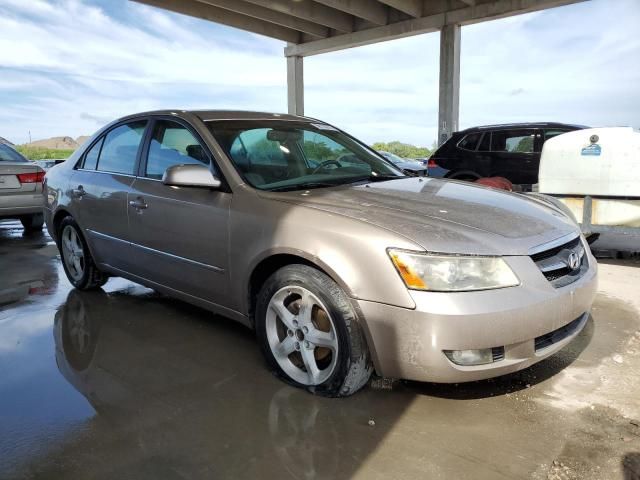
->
[1, 219, 639, 480]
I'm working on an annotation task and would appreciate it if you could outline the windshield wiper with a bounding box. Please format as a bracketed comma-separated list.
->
[267, 174, 405, 192]
[343, 174, 406, 184]
[267, 181, 342, 192]
[368, 174, 406, 181]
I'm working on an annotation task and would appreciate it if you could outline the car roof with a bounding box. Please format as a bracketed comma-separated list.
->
[455, 122, 588, 134]
[116, 109, 318, 124]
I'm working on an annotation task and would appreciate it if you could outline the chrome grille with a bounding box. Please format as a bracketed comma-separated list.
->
[531, 236, 588, 288]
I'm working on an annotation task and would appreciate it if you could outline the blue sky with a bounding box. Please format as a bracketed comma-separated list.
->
[0, 0, 638, 146]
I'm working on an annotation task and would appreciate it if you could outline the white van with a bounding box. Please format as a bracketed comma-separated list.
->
[538, 127, 640, 235]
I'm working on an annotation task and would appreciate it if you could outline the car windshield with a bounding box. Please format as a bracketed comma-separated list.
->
[208, 121, 404, 191]
[0, 144, 28, 162]
[380, 151, 406, 165]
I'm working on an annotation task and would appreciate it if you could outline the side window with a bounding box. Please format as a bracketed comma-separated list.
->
[491, 130, 535, 153]
[229, 129, 287, 167]
[145, 120, 210, 179]
[544, 129, 568, 142]
[457, 132, 481, 151]
[97, 121, 147, 175]
[477, 132, 491, 152]
[82, 137, 103, 170]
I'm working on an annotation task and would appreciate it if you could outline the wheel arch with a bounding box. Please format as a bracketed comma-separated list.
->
[52, 208, 73, 243]
[52, 209, 100, 264]
[246, 251, 352, 326]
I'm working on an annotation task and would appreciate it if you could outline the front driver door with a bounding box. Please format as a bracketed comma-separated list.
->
[127, 118, 231, 307]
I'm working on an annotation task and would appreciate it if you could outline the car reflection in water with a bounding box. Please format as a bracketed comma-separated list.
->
[52, 289, 409, 479]
[0, 223, 58, 306]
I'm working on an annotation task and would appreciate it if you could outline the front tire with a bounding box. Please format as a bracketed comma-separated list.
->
[256, 264, 373, 397]
[58, 216, 108, 290]
[21, 213, 44, 232]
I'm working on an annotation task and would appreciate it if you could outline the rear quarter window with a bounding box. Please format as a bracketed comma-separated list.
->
[82, 137, 104, 170]
[457, 133, 481, 151]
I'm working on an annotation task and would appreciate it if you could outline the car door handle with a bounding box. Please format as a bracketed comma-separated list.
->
[72, 186, 86, 198]
[129, 198, 148, 210]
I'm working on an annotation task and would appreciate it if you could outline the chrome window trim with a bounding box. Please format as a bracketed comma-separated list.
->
[133, 175, 163, 183]
[75, 169, 138, 179]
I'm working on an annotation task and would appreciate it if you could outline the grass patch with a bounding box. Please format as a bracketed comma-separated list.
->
[15, 146, 75, 160]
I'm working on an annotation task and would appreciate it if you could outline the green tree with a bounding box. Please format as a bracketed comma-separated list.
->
[371, 141, 431, 159]
[514, 136, 533, 153]
[304, 140, 336, 161]
[15, 146, 75, 160]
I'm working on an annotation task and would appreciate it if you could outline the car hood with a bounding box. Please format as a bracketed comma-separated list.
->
[395, 161, 427, 171]
[263, 177, 578, 255]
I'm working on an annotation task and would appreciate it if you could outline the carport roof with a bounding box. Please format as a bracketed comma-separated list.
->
[133, 0, 585, 57]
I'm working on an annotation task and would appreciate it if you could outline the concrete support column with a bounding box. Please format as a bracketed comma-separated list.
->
[287, 54, 304, 116]
[438, 23, 461, 146]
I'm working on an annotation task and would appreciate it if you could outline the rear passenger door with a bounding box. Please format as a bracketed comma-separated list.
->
[489, 129, 539, 185]
[127, 118, 231, 306]
[71, 120, 147, 271]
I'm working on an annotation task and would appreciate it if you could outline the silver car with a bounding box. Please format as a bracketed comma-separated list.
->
[0, 143, 45, 232]
[44, 111, 597, 396]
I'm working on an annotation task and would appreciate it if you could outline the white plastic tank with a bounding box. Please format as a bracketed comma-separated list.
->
[539, 127, 640, 227]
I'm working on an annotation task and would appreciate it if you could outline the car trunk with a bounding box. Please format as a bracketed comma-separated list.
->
[0, 162, 39, 193]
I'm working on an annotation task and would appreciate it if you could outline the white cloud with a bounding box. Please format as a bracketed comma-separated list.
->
[0, 0, 638, 146]
[0, 0, 287, 143]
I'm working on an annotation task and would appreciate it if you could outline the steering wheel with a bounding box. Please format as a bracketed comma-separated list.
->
[311, 160, 342, 175]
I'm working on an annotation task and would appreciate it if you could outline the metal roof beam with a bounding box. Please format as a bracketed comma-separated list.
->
[378, 0, 422, 17]
[195, 0, 329, 38]
[446, 0, 585, 26]
[285, 13, 444, 56]
[313, 0, 388, 25]
[134, 0, 301, 42]
[242, 0, 354, 33]
[286, 0, 586, 56]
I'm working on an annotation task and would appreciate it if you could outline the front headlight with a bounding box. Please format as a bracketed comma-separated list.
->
[388, 249, 520, 292]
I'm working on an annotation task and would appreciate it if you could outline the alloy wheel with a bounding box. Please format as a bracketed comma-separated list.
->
[61, 225, 85, 281]
[265, 286, 339, 386]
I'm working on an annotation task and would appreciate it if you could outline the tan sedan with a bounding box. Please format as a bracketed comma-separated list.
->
[43, 111, 597, 396]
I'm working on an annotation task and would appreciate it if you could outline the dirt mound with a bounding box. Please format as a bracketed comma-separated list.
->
[25, 136, 79, 150]
[75, 136, 90, 147]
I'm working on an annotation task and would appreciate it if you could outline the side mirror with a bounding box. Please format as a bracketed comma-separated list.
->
[162, 164, 221, 189]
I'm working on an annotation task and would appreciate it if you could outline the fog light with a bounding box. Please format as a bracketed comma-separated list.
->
[444, 348, 494, 366]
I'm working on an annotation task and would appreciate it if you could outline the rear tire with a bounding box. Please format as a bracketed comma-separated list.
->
[21, 213, 44, 232]
[58, 216, 108, 290]
[256, 264, 373, 397]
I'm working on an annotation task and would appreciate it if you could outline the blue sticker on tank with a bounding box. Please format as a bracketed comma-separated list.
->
[581, 144, 601, 156]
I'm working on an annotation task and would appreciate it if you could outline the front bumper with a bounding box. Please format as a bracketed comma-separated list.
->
[356, 252, 598, 383]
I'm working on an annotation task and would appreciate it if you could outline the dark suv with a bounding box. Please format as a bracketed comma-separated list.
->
[428, 123, 586, 186]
